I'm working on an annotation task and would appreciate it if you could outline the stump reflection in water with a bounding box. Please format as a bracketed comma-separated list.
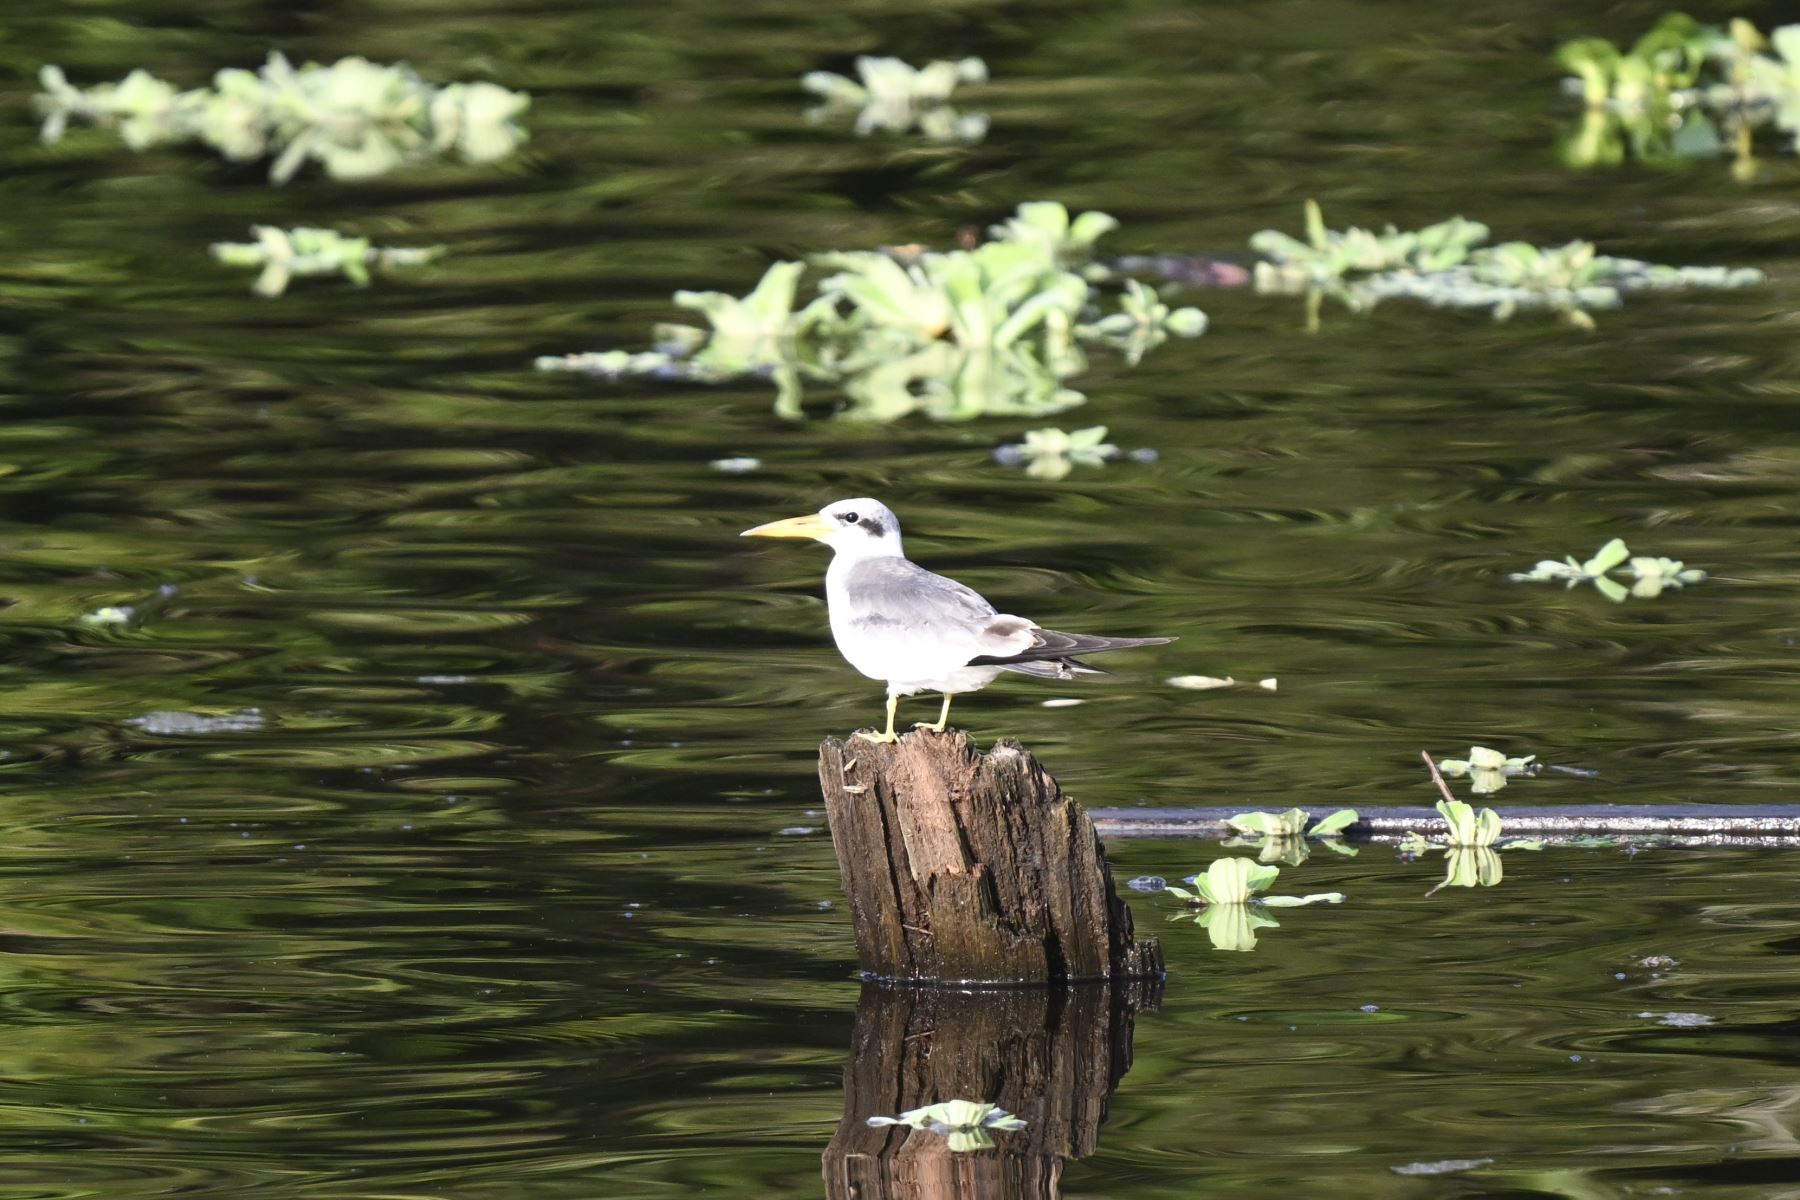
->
[822, 982, 1157, 1200]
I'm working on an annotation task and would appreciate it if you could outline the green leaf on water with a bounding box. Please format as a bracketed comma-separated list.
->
[1309, 808, 1359, 837]
[1436, 798, 1504, 848]
[802, 56, 988, 142]
[210, 225, 442, 296]
[1593, 575, 1631, 603]
[1226, 809, 1307, 837]
[1581, 537, 1631, 575]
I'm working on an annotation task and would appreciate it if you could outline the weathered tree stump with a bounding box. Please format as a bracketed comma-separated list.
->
[818, 731, 1162, 984]
[821, 982, 1156, 1200]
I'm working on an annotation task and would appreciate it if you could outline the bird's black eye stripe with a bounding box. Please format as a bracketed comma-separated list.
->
[861, 518, 885, 536]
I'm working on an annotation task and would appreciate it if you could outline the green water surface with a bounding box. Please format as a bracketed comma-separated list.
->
[0, 0, 1798, 1196]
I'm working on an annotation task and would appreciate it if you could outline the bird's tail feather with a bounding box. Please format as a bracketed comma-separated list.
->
[995, 657, 1108, 680]
[970, 631, 1173, 669]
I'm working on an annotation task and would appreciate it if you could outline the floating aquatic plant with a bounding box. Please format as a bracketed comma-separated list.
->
[1402, 808, 1542, 894]
[1408, 752, 1543, 892]
[1165, 858, 1344, 952]
[990, 201, 1120, 270]
[1557, 16, 1800, 176]
[1396, 831, 1433, 856]
[1623, 554, 1709, 598]
[1374, 241, 1760, 330]
[1510, 537, 1706, 601]
[35, 54, 529, 183]
[673, 259, 844, 374]
[866, 1100, 1025, 1152]
[1075, 279, 1208, 364]
[537, 201, 1207, 422]
[1435, 798, 1504, 848]
[1251, 201, 1489, 288]
[1165, 858, 1344, 907]
[1435, 747, 1539, 796]
[993, 425, 1118, 480]
[1427, 847, 1506, 891]
[1252, 201, 1761, 330]
[802, 56, 988, 142]
[1226, 808, 1358, 839]
[1224, 808, 1359, 863]
[210, 226, 443, 296]
[1558, 13, 1713, 113]
[817, 241, 1088, 350]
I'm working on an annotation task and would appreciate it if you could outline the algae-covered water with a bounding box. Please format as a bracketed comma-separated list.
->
[1, 0, 1798, 1196]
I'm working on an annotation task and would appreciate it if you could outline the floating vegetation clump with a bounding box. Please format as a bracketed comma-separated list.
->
[1558, 14, 1714, 115]
[210, 226, 443, 296]
[866, 1100, 1026, 1153]
[1075, 278, 1208, 364]
[1252, 200, 1761, 330]
[1557, 16, 1800, 176]
[1164, 858, 1344, 952]
[536, 201, 1209, 422]
[1417, 799, 1544, 893]
[1435, 747, 1539, 796]
[991, 201, 1119, 271]
[802, 56, 988, 142]
[1436, 798, 1506, 848]
[1410, 756, 1544, 892]
[993, 426, 1118, 480]
[1510, 537, 1707, 601]
[1223, 807, 1359, 863]
[1226, 808, 1358, 840]
[35, 54, 529, 183]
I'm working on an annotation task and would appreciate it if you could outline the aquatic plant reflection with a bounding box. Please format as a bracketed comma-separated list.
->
[824, 983, 1154, 1196]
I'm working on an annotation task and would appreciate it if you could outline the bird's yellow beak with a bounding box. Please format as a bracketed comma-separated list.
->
[740, 512, 836, 540]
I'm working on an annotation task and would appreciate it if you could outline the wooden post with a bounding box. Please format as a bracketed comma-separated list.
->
[818, 730, 1162, 984]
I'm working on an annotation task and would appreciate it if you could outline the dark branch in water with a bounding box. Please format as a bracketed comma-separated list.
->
[1420, 750, 1458, 806]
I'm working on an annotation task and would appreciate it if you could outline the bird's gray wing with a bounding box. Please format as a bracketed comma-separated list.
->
[841, 559, 1037, 665]
[840, 561, 1172, 676]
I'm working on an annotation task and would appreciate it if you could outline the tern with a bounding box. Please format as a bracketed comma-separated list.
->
[742, 497, 1173, 742]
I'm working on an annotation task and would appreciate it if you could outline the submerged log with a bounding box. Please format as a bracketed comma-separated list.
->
[1092, 803, 1800, 847]
[818, 731, 1162, 984]
[822, 982, 1155, 1200]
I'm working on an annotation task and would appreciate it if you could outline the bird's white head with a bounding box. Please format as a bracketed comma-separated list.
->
[741, 497, 905, 561]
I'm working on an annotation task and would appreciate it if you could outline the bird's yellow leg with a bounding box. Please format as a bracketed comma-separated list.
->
[913, 694, 952, 733]
[855, 694, 900, 744]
